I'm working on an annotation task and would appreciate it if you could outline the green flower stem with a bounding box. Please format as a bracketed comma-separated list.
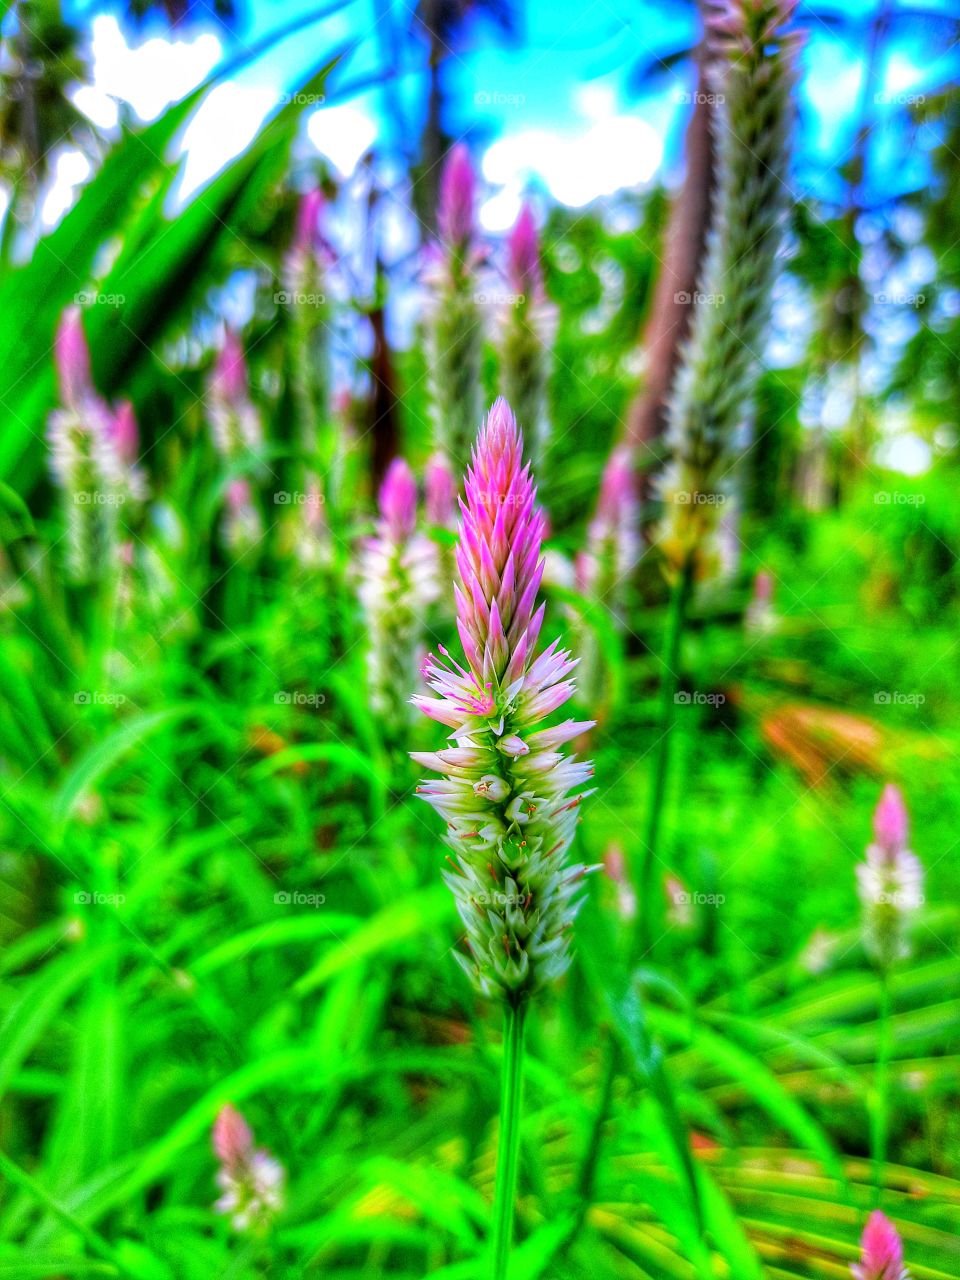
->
[491, 999, 528, 1280]
[871, 967, 893, 1202]
[633, 552, 695, 961]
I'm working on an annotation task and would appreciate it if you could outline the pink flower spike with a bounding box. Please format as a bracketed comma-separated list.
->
[851, 1211, 908, 1280]
[214, 330, 249, 405]
[213, 1104, 253, 1168]
[55, 306, 92, 407]
[438, 143, 475, 247]
[379, 458, 418, 543]
[112, 401, 139, 466]
[873, 784, 908, 856]
[507, 202, 543, 300]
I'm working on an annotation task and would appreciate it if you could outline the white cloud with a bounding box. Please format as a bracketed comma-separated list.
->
[306, 104, 377, 177]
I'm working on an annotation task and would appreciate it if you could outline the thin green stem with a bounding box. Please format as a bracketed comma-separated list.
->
[871, 966, 892, 1203]
[491, 999, 527, 1280]
[633, 554, 695, 961]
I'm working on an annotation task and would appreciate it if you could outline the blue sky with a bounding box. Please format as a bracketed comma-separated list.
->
[56, 0, 958, 220]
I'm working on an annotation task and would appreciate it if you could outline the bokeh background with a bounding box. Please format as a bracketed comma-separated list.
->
[1, 0, 960, 1277]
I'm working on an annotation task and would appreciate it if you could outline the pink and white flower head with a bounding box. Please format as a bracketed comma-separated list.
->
[851, 1211, 909, 1280]
[411, 398, 597, 1000]
[438, 144, 476, 249]
[212, 1104, 284, 1235]
[604, 842, 637, 922]
[857, 784, 923, 969]
[506, 203, 543, 303]
[359, 459, 438, 729]
[48, 309, 145, 581]
[209, 330, 262, 460]
[576, 446, 641, 625]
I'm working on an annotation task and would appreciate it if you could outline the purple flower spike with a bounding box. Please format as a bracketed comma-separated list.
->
[379, 458, 418, 544]
[55, 306, 93, 408]
[438, 143, 476, 248]
[412, 397, 596, 1000]
[851, 1211, 909, 1280]
[209, 331, 261, 460]
[425, 453, 457, 528]
[507, 202, 543, 301]
[874, 784, 908, 856]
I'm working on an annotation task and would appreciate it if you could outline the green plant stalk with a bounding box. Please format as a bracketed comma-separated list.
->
[491, 1000, 528, 1280]
[871, 967, 892, 1203]
[633, 553, 695, 961]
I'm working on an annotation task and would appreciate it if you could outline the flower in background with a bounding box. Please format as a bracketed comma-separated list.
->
[411, 398, 596, 1000]
[745, 568, 778, 635]
[212, 1103, 284, 1234]
[660, 0, 799, 580]
[501, 203, 553, 471]
[576, 446, 641, 627]
[851, 1211, 909, 1280]
[48, 307, 145, 582]
[208, 330, 262, 461]
[222, 479, 263, 558]
[424, 453, 457, 529]
[359, 458, 438, 731]
[603, 842, 637, 922]
[291, 481, 333, 571]
[284, 187, 334, 468]
[427, 144, 483, 473]
[856, 784, 923, 970]
[664, 872, 694, 930]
